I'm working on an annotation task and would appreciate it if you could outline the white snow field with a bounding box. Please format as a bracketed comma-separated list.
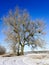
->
[0, 53, 49, 65]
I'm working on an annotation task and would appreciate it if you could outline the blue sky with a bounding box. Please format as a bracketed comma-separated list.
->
[0, 0, 49, 51]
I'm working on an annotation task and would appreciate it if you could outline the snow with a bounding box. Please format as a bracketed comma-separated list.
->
[0, 53, 49, 65]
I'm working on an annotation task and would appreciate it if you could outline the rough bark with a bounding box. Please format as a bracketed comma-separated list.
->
[21, 45, 24, 55]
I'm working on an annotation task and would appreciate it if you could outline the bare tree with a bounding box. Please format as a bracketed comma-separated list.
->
[2, 7, 46, 55]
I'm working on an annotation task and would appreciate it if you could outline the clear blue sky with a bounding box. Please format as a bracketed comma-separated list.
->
[0, 0, 49, 51]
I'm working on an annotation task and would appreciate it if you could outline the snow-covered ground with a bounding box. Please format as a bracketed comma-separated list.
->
[0, 53, 49, 65]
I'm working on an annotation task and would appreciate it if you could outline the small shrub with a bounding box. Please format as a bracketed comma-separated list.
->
[0, 45, 6, 55]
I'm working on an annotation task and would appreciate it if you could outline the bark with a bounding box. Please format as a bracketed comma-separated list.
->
[21, 45, 24, 55]
[17, 44, 20, 56]
[17, 49, 20, 56]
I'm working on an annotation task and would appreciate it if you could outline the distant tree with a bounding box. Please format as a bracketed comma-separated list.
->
[2, 7, 46, 55]
[0, 45, 6, 55]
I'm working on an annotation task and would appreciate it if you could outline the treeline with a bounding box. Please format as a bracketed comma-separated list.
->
[24, 51, 49, 54]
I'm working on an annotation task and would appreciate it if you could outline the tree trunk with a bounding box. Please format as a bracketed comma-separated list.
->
[13, 49, 16, 55]
[17, 45, 20, 56]
[17, 48, 20, 56]
[21, 45, 24, 55]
